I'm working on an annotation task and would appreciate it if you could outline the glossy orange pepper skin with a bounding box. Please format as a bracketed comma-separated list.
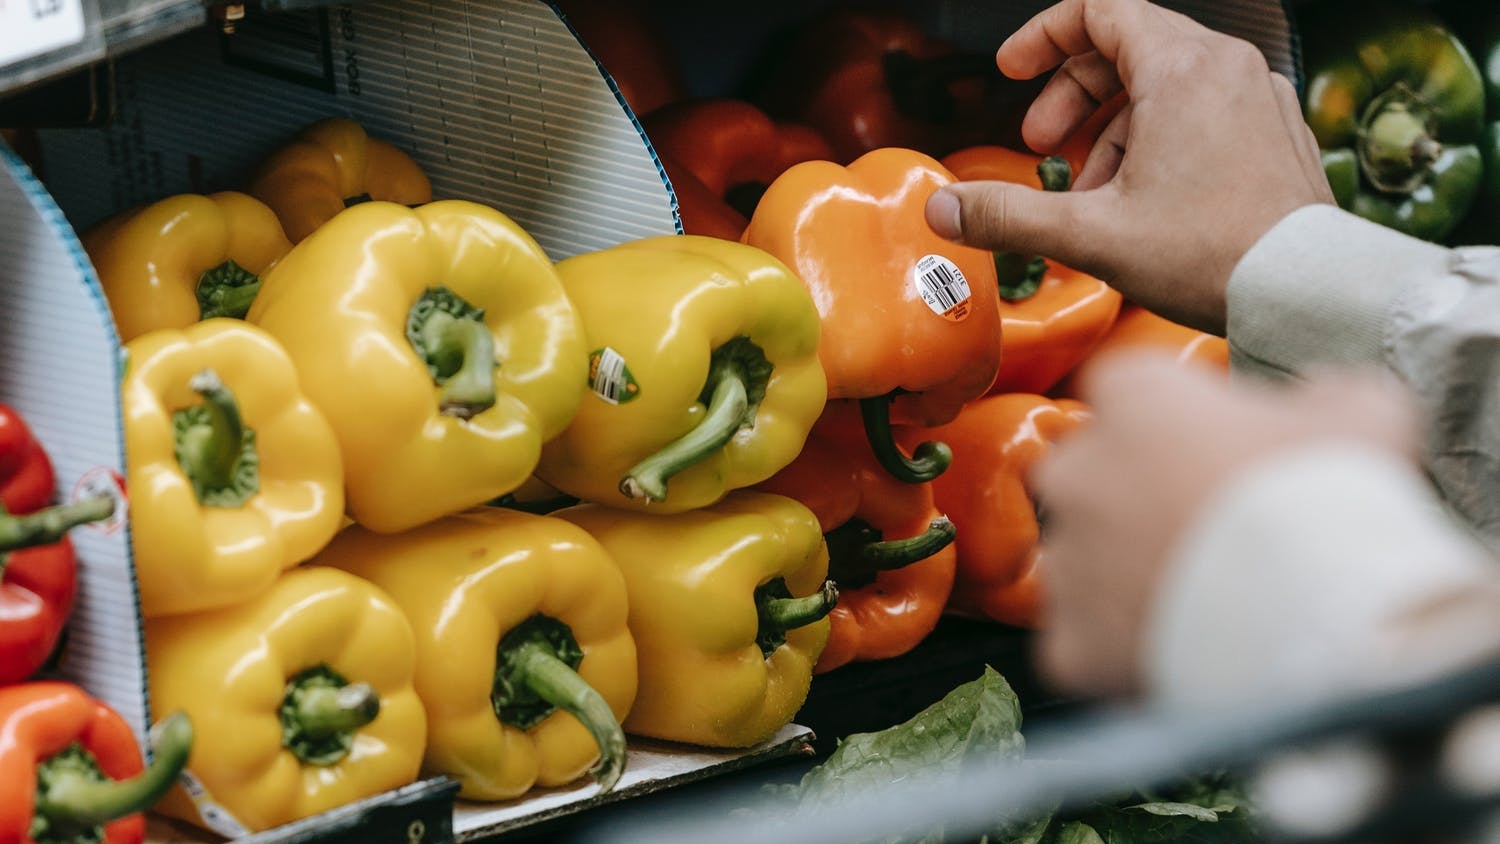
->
[753, 9, 997, 162]
[646, 99, 834, 239]
[900, 394, 1090, 629]
[941, 146, 1122, 395]
[757, 401, 955, 672]
[555, 0, 683, 116]
[743, 148, 1003, 427]
[1052, 305, 1230, 399]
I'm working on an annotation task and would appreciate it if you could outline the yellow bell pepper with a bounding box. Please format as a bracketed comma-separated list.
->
[315, 507, 636, 801]
[247, 199, 589, 534]
[144, 566, 427, 833]
[535, 235, 826, 513]
[558, 491, 835, 748]
[83, 192, 291, 342]
[123, 319, 344, 618]
[248, 117, 432, 243]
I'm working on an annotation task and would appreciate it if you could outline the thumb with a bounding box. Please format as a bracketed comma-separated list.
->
[925, 180, 1105, 263]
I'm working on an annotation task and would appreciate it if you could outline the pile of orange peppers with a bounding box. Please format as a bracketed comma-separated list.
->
[20, 6, 1242, 840]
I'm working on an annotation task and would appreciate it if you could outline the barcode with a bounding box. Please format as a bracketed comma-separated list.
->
[591, 347, 628, 404]
[915, 255, 972, 316]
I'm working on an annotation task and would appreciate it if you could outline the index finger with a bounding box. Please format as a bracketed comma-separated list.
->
[997, 0, 1184, 83]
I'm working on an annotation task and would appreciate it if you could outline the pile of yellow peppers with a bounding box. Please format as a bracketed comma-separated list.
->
[86, 117, 843, 833]
[87, 112, 1231, 835]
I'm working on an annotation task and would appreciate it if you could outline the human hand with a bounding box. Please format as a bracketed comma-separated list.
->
[924, 0, 1334, 335]
[1030, 352, 1419, 698]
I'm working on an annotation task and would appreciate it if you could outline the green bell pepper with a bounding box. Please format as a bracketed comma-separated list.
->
[1439, 2, 1500, 245]
[1301, 0, 1486, 243]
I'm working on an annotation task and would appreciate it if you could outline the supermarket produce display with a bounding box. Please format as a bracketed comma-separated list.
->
[6, 0, 1496, 842]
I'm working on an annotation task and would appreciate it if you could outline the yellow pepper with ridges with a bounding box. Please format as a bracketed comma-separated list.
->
[84, 192, 291, 342]
[248, 117, 432, 243]
[145, 566, 427, 833]
[247, 199, 588, 534]
[535, 235, 826, 513]
[315, 507, 636, 800]
[123, 319, 344, 618]
[557, 491, 835, 748]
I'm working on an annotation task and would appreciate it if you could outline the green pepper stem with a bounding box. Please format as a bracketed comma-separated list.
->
[288, 682, 380, 738]
[858, 396, 951, 483]
[177, 369, 245, 493]
[424, 313, 498, 420]
[758, 580, 839, 633]
[0, 496, 113, 554]
[1359, 84, 1442, 194]
[859, 517, 956, 574]
[993, 156, 1072, 302]
[507, 641, 627, 793]
[196, 259, 262, 320]
[620, 361, 750, 503]
[35, 712, 194, 832]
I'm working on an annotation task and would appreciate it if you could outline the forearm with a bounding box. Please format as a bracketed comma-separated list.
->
[1147, 443, 1500, 709]
[1227, 206, 1500, 547]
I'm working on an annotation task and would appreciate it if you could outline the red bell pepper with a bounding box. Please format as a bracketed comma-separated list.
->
[0, 682, 193, 844]
[555, 0, 684, 117]
[645, 99, 834, 239]
[752, 9, 1001, 162]
[0, 406, 57, 514]
[900, 394, 1091, 629]
[757, 402, 956, 672]
[1, 497, 115, 685]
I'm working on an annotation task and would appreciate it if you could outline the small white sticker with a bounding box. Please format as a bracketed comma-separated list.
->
[178, 770, 252, 839]
[913, 254, 973, 321]
[0, 0, 87, 68]
[70, 466, 128, 535]
[589, 346, 640, 405]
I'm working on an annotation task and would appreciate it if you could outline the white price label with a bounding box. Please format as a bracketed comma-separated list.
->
[0, 0, 86, 68]
[912, 254, 974, 321]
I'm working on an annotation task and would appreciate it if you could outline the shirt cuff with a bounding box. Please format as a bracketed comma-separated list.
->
[1145, 442, 1499, 711]
[1225, 205, 1451, 377]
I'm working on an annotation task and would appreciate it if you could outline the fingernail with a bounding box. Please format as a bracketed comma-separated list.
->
[926, 188, 963, 240]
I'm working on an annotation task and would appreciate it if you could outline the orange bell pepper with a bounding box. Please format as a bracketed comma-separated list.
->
[752, 9, 1000, 162]
[554, 0, 683, 117]
[646, 99, 834, 239]
[756, 401, 956, 673]
[743, 147, 1002, 484]
[900, 394, 1090, 629]
[941, 147, 1122, 395]
[1052, 305, 1230, 399]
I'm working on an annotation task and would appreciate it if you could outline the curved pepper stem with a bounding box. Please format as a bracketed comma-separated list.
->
[859, 395, 951, 483]
[994, 156, 1073, 302]
[620, 336, 772, 503]
[826, 516, 957, 589]
[407, 287, 499, 420]
[196, 259, 262, 320]
[280, 665, 381, 766]
[493, 615, 626, 793]
[755, 577, 839, 657]
[1358, 83, 1442, 195]
[173, 369, 260, 508]
[34, 712, 194, 839]
[0, 496, 113, 555]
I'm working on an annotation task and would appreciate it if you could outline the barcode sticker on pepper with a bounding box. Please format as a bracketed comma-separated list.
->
[589, 347, 641, 405]
[913, 254, 973, 321]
